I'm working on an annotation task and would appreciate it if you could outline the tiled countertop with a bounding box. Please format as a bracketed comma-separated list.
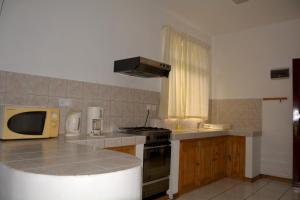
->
[0, 132, 145, 176]
[66, 132, 146, 148]
[171, 128, 262, 140]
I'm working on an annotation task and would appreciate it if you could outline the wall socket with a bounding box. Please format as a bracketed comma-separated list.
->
[146, 104, 157, 111]
[146, 104, 151, 111]
[59, 98, 72, 107]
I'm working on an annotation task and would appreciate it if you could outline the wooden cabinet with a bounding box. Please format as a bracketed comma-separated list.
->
[179, 139, 198, 193]
[107, 145, 136, 156]
[198, 138, 214, 185]
[179, 136, 245, 194]
[212, 137, 227, 181]
[197, 137, 227, 186]
[226, 136, 245, 179]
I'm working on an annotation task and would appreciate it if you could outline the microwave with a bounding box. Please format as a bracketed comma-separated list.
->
[0, 105, 60, 140]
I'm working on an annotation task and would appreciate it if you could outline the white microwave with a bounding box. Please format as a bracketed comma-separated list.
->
[0, 105, 60, 140]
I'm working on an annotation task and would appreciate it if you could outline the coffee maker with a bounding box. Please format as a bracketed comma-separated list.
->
[87, 107, 103, 136]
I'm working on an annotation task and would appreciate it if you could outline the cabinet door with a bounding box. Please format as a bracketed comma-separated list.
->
[212, 136, 227, 180]
[198, 138, 214, 186]
[226, 136, 245, 178]
[179, 140, 198, 193]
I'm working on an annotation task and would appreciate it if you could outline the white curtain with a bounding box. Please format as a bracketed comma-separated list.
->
[159, 26, 210, 119]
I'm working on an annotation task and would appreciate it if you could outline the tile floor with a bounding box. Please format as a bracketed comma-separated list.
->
[177, 178, 300, 200]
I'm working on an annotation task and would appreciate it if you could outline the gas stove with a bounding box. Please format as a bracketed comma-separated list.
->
[120, 126, 172, 199]
[119, 126, 170, 132]
[119, 127, 171, 146]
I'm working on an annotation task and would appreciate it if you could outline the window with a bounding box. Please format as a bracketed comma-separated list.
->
[159, 26, 210, 119]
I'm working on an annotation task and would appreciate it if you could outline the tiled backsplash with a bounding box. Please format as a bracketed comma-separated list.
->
[210, 98, 262, 133]
[0, 70, 262, 134]
[0, 70, 159, 134]
[155, 99, 262, 133]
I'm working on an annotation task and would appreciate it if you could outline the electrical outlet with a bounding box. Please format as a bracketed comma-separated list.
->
[146, 104, 151, 111]
[59, 98, 72, 107]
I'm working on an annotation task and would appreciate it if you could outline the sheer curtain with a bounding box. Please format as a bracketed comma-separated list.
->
[159, 26, 210, 119]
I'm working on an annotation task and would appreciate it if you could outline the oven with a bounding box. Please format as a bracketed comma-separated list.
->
[143, 141, 171, 199]
[119, 127, 171, 199]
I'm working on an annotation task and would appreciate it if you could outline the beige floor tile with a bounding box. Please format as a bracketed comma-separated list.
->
[246, 181, 290, 200]
[246, 194, 277, 200]
[178, 178, 240, 200]
[177, 178, 291, 200]
[213, 179, 269, 200]
[280, 189, 300, 200]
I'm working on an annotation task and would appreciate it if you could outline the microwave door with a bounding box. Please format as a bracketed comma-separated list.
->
[7, 111, 46, 135]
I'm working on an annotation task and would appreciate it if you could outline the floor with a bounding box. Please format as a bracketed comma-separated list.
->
[177, 178, 300, 200]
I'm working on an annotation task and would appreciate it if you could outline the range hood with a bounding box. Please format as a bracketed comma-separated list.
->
[114, 57, 171, 78]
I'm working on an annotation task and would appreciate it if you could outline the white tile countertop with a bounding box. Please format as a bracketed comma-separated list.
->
[0, 132, 145, 176]
[171, 128, 262, 140]
[66, 132, 146, 148]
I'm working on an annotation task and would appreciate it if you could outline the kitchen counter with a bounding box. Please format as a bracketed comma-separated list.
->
[168, 128, 262, 199]
[0, 132, 145, 200]
[66, 132, 145, 148]
[171, 128, 262, 140]
[0, 132, 145, 176]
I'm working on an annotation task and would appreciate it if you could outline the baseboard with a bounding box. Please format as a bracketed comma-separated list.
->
[244, 174, 292, 184]
[261, 174, 292, 184]
[244, 174, 263, 182]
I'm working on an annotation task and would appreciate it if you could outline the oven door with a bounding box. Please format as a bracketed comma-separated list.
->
[143, 143, 171, 199]
[143, 143, 171, 182]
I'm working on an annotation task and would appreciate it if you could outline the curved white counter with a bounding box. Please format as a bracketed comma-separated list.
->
[0, 137, 143, 200]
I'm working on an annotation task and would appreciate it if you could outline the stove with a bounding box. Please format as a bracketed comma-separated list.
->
[120, 127, 171, 146]
[119, 127, 171, 199]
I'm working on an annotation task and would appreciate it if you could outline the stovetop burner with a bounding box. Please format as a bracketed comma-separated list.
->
[119, 127, 171, 145]
[120, 127, 170, 132]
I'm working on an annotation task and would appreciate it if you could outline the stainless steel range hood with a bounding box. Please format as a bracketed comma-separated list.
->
[114, 57, 171, 78]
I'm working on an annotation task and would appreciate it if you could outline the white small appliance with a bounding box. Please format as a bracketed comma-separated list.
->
[65, 112, 81, 136]
[87, 107, 103, 135]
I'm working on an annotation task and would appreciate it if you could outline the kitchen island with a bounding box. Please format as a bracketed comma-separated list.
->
[0, 133, 145, 200]
[168, 128, 261, 199]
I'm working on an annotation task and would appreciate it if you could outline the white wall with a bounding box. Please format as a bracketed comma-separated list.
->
[0, 0, 210, 92]
[212, 18, 300, 178]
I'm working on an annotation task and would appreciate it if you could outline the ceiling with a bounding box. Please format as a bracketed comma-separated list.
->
[153, 0, 300, 36]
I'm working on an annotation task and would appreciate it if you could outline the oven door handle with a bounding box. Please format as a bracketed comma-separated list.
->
[144, 144, 170, 150]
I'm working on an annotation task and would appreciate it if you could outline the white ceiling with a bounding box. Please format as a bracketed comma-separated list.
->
[153, 0, 300, 36]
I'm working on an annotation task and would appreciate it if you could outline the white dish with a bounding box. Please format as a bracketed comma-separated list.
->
[202, 123, 232, 130]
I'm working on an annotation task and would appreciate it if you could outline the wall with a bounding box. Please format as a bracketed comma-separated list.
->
[0, 70, 160, 134]
[0, 0, 210, 92]
[210, 99, 262, 134]
[212, 19, 300, 178]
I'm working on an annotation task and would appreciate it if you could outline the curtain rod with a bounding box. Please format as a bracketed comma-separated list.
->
[262, 97, 288, 102]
